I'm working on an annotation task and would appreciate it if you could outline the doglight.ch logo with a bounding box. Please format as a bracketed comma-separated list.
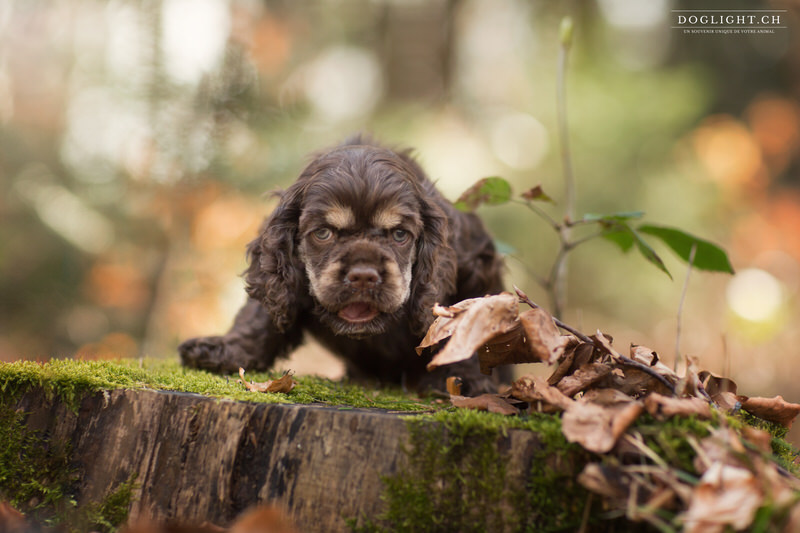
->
[672, 9, 787, 34]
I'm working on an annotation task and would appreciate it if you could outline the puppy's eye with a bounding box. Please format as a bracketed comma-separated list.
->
[313, 228, 333, 242]
[391, 228, 409, 244]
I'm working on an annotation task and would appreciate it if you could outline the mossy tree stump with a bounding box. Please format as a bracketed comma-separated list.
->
[4, 383, 593, 532]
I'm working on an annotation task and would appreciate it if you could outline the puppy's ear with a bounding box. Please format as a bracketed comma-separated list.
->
[408, 195, 458, 336]
[244, 183, 305, 333]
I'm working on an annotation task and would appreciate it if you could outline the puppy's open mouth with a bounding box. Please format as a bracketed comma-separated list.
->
[337, 302, 379, 323]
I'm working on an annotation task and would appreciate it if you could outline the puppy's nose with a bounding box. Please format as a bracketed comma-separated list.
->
[346, 266, 381, 289]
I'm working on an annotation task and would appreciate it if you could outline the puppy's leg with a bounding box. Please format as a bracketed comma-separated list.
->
[179, 299, 302, 373]
[416, 354, 504, 396]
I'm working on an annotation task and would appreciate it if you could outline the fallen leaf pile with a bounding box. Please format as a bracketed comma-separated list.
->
[418, 289, 800, 531]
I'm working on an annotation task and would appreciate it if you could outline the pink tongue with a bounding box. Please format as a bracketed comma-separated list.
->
[338, 302, 378, 322]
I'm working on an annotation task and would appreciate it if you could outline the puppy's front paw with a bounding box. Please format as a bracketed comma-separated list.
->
[179, 336, 259, 374]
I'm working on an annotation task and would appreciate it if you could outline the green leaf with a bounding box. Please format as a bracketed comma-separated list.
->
[602, 228, 635, 252]
[632, 230, 672, 279]
[454, 177, 512, 212]
[637, 224, 734, 274]
[601, 222, 672, 279]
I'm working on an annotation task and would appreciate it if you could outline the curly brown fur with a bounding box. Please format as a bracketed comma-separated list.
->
[179, 136, 504, 394]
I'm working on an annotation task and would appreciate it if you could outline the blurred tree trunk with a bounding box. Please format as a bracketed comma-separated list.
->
[379, 0, 457, 102]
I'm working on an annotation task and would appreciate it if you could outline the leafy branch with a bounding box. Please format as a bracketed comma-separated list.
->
[454, 17, 734, 322]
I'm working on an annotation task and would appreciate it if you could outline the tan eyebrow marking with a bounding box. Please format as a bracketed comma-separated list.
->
[371, 206, 404, 229]
[325, 204, 355, 229]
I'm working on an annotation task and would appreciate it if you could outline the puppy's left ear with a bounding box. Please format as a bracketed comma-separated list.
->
[408, 195, 458, 336]
[244, 183, 306, 332]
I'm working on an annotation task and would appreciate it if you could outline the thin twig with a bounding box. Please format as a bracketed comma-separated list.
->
[513, 199, 562, 231]
[557, 24, 575, 225]
[674, 243, 697, 372]
[565, 230, 605, 251]
[515, 286, 591, 343]
[554, 18, 575, 320]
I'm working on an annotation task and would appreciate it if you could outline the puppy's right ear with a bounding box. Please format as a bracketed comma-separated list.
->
[244, 183, 305, 332]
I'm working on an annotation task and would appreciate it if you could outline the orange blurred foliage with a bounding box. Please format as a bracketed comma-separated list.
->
[733, 191, 800, 265]
[250, 17, 293, 77]
[691, 115, 766, 190]
[191, 195, 263, 251]
[746, 96, 800, 174]
[168, 293, 231, 340]
[75, 332, 138, 360]
[85, 261, 150, 311]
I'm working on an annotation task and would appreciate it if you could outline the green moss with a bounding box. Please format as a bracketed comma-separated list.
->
[0, 358, 436, 412]
[350, 409, 799, 532]
[0, 402, 76, 516]
[517, 416, 593, 531]
[0, 402, 136, 532]
[350, 409, 598, 532]
[80, 474, 139, 533]
[634, 414, 713, 476]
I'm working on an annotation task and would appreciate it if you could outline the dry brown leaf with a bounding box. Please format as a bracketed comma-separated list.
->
[644, 393, 712, 420]
[711, 391, 743, 412]
[420, 293, 520, 371]
[600, 367, 674, 398]
[511, 375, 574, 411]
[450, 393, 519, 415]
[556, 363, 612, 397]
[675, 358, 706, 398]
[228, 505, 301, 533]
[581, 388, 636, 406]
[591, 335, 678, 397]
[518, 307, 571, 365]
[0, 502, 27, 533]
[417, 297, 484, 353]
[629, 344, 659, 365]
[561, 399, 644, 453]
[630, 344, 680, 382]
[699, 370, 738, 396]
[681, 462, 762, 533]
[475, 322, 530, 374]
[741, 395, 800, 428]
[594, 331, 620, 358]
[520, 185, 554, 203]
[239, 368, 297, 394]
[547, 343, 577, 386]
[432, 303, 465, 318]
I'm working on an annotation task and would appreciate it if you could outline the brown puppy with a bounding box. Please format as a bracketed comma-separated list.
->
[179, 136, 504, 394]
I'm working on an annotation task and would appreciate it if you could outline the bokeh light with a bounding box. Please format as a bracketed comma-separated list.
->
[726, 268, 784, 323]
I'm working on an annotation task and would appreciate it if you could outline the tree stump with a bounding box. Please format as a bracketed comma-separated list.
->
[9, 387, 569, 532]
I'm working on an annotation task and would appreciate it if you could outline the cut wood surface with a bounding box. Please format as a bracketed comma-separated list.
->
[10, 388, 547, 532]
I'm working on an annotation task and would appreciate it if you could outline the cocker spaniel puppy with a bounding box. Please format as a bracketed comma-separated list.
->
[179, 136, 504, 394]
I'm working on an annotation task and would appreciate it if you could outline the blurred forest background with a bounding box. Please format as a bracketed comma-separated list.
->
[2, 0, 800, 436]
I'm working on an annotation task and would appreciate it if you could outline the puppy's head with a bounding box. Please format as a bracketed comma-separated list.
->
[245, 141, 457, 337]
